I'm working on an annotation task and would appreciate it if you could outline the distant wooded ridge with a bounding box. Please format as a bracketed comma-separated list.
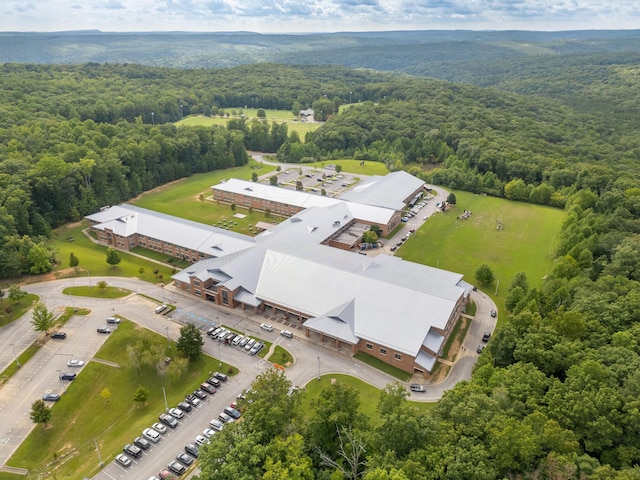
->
[2, 29, 640, 76]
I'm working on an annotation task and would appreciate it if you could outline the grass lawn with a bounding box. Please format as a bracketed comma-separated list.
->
[400, 191, 565, 312]
[131, 160, 281, 232]
[300, 374, 434, 423]
[292, 158, 389, 177]
[7, 319, 234, 480]
[0, 294, 38, 328]
[353, 353, 413, 382]
[268, 345, 293, 367]
[49, 223, 178, 284]
[176, 110, 321, 140]
[130, 246, 191, 269]
[62, 285, 131, 299]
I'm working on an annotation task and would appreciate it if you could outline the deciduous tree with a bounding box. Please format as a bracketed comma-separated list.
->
[106, 247, 121, 267]
[176, 323, 203, 361]
[30, 399, 51, 426]
[32, 302, 56, 335]
[474, 264, 495, 285]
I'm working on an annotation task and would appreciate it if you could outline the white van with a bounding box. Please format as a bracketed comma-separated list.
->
[155, 304, 167, 314]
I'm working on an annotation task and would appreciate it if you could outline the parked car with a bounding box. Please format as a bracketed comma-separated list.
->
[201, 382, 216, 394]
[176, 452, 194, 466]
[206, 376, 221, 387]
[232, 334, 244, 346]
[167, 460, 186, 475]
[115, 453, 132, 467]
[224, 406, 241, 419]
[106, 316, 120, 324]
[477, 344, 486, 354]
[97, 326, 112, 334]
[51, 331, 67, 339]
[238, 336, 250, 347]
[209, 419, 224, 431]
[158, 414, 178, 429]
[194, 434, 208, 446]
[124, 443, 142, 458]
[169, 407, 185, 419]
[192, 389, 207, 399]
[249, 342, 263, 355]
[203, 428, 216, 439]
[244, 338, 256, 351]
[143, 427, 162, 442]
[42, 393, 61, 402]
[260, 323, 273, 332]
[280, 330, 293, 338]
[152, 422, 167, 434]
[209, 327, 223, 338]
[184, 443, 199, 458]
[482, 331, 491, 342]
[216, 329, 229, 341]
[214, 371, 228, 382]
[66, 359, 84, 367]
[134, 436, 151, 450]
[59, 372, 76, 381]
[155, 304, 168, 314]
[410, 384, 426, 393]
[218, 412, 233, 423]
[158, 469, 176, 480]
[177, 401, 192, 412]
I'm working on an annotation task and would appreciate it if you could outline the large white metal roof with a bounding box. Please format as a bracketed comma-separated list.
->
[213, 178, 397, 225]
[256, 244, 463, 357]
[339, 171, 425, 210]
[86, 204, 256, 258]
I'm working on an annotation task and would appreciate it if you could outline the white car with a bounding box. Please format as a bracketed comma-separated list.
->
[142, 427, 161, 443]
[280, 330, 293, 338]
[260, 323, 273, 332]
[203, 428, 216, 438]
[152, 422, 167, 434]
[209, 419, 224, 431]
[66, 359, 84, 367]
[169, 407, 185, 419]
[194, 434, 208, 446]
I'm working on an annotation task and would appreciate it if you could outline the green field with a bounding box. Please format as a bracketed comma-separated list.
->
[400, 191, 565, 310]
[176, 109, 321, 139]
[7, 319, 234, 480]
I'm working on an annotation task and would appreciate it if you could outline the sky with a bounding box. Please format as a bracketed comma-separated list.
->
[1, 0, 638, 33]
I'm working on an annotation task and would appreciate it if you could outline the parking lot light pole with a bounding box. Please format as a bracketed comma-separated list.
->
[10, 343, 20, 368]
[317, 356, 320, 381]
[218, 341, 222, 368]
[161, 386, 168, 412]
[94, 438, 103, 467]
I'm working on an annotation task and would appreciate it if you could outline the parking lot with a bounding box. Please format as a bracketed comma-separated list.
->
[268, 166, 359, 197]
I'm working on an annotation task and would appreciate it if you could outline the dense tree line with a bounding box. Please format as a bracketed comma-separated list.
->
[0, 117, 247, 277]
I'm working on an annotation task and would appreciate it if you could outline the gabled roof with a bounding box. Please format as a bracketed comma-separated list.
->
[213, 178, 397, 225]
[86, 204, 256, 258]
[340, 171, 425, 211]
[257, 244, 463, 356]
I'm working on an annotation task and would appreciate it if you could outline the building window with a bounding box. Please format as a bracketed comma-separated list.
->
[193, 280, 201, 287]
[366, 343, 373, 350]
[175, 281, 181, 288]
[194, 290, 201, 296]
[394, 353, 402, 360]
[221, 290, 229, 306]
[380, 348, 387, 355]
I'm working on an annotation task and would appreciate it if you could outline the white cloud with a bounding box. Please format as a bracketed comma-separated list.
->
[1, 0, 638, 32]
